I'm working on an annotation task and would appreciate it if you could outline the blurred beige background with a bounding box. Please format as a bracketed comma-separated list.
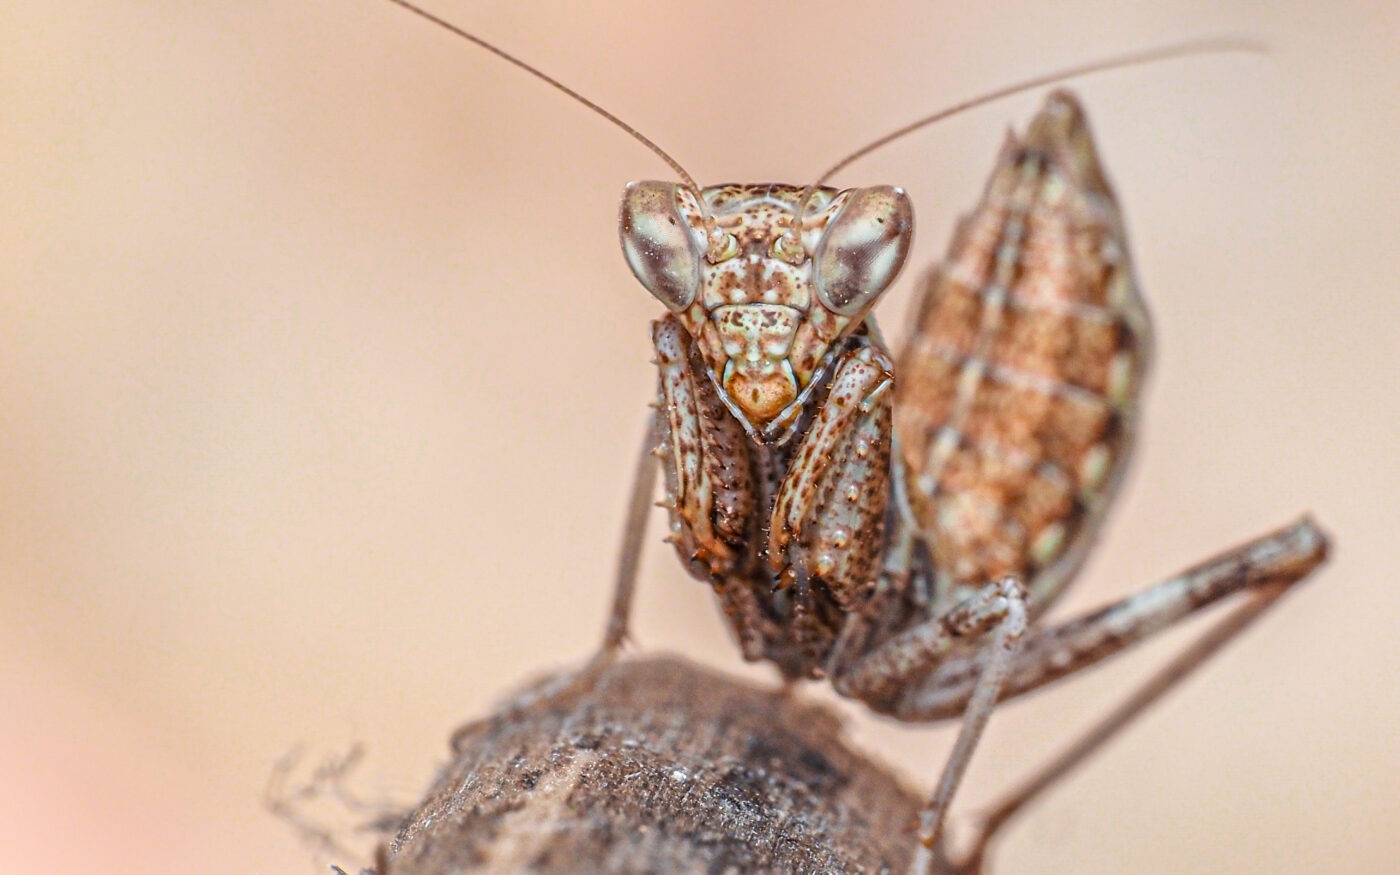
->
[3, 1, 1397, 872]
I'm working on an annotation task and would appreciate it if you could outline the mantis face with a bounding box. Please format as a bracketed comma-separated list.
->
[621, 182, 912, 441]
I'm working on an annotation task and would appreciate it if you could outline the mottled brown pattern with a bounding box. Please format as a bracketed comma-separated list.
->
[407, 70, 1336, 871]
[609, 100, 1323, 871]
[631, 179, 910, 678]
[653, 317, 754, 578]
[640, 93, 1155, 672]
[895, 92, 1148, 611]
[639, 183, 912, 436]
[768, 347, 894, 611]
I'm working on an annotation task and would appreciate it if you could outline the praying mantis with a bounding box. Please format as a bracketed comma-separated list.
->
[382, 2, 1330, 870]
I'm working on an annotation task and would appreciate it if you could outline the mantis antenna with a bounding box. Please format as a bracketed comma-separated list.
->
[377, 2, 1263, 264]
[379, 1, 703, 194]
[380, 0, 756, 257]
[816, 35, 1265, 185]
[780, 35, 1266, 261]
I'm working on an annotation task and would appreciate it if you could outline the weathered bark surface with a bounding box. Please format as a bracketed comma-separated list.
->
[383, 655, 924, 874]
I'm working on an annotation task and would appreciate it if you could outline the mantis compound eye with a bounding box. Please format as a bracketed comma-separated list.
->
[811, 186, 914, 316]
[619, 181, 709, 312]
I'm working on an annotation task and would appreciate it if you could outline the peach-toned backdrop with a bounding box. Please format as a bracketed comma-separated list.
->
[3, 1, 1396, 872]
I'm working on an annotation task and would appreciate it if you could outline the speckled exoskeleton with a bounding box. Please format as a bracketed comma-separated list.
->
[608, 97, 1326, 869]
[383, 3, 1329, 871]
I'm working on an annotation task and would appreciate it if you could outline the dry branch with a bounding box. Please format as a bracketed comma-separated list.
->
[379, 655, 926, 874]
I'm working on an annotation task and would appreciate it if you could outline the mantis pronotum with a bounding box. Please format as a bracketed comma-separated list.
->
[382, 2, 1329, 870]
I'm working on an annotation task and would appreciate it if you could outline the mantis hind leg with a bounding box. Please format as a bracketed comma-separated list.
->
[951, 574, 1303, 872]
[898, 518, 1327, 871]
